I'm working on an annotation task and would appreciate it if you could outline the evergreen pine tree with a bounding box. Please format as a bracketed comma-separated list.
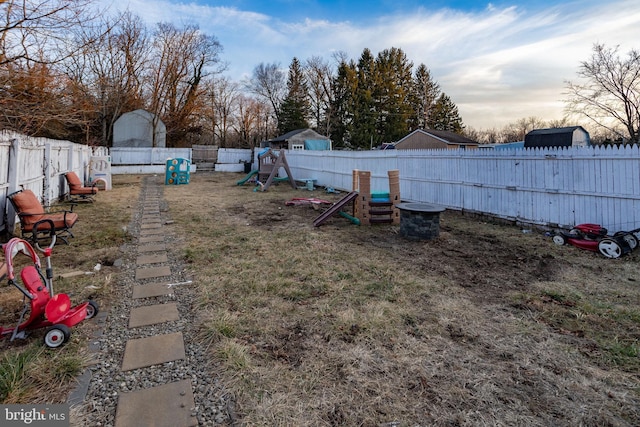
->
[277, 57, 310, 133]
[329, 60, 358, 148]
[373, 47, 414, 143]
[411, 64, 440, 130]
[428, 93, 464, 133]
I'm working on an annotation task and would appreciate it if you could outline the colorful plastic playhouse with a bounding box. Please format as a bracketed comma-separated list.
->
[352, 169, 401, 225]
[165, 158, 190, 185]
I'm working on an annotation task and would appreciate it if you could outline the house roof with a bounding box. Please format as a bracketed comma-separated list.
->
[396, 129, 478, 146]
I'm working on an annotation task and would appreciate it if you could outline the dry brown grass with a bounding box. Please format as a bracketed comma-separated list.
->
[164, 172, 640, 426]
[2, 171, 638, 426]
[0, 175, 140, 403]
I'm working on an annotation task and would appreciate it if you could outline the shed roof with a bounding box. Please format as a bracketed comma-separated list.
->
[526, 126, 587, 136]
[269, 129, 307, 142]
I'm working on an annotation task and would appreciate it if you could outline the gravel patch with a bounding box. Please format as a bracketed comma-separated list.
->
[70, 176, 234, 426]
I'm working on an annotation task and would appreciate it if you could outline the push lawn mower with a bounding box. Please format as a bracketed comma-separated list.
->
[552, 223, 639, 259]
[0, 237, 98, 348]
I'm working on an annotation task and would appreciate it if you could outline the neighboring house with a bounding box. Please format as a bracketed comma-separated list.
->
[524, 126, 590, 148]
[262, 129, 331, 150]
[394, 129, 479, 150]
[113, 109, 166, 148]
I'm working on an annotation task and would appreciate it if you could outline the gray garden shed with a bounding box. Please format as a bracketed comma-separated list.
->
[524, 126, 590, 148]
[113, 109, 166, 148]
[262, 129, 331, 150]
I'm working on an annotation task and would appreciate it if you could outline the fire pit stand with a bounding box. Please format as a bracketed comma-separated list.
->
[396, 203, 446, 241]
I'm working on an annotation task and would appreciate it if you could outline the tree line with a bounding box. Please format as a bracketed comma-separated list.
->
[0, 1, 464, 149]
[247, 49, 464, 149]
[1, 1, 638, 147]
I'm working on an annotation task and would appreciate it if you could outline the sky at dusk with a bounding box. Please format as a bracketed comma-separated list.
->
[102, 0, 640, 129]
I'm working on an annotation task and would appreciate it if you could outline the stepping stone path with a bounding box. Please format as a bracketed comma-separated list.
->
[114, 179, 198, 427]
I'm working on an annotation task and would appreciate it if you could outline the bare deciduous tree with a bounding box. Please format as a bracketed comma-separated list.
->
[0, 0, 103, 66]
[0, 0, 106, 137]
[147, 22, 222, 146]
[305, 55, 333, 135]
[64, 12, 149, 144]
[245, 62, 285, 132]
[233, 94, 269, 148]
[565, 44, 640, 144]
[202, 76, 239, 147]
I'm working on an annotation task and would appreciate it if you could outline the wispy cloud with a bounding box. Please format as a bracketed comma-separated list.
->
[101, 0, 640, 128]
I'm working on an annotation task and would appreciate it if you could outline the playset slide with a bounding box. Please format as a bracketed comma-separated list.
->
[313, 191, 359, 227]
[236, 170, 259, 185]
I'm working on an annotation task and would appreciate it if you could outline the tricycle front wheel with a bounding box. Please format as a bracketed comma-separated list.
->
[44, 324, 71, 348]
[85, 300, 99, 319]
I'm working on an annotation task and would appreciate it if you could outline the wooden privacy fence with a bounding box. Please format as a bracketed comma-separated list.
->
[0, 131, 107, 234]
[286, 145, 640, 232]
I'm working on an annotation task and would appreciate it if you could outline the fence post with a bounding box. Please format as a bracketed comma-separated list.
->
[6, 137, 21, 234]
[43, 142, 52, 205]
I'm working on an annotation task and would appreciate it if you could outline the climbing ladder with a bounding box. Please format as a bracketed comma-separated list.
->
[352, 169, 400, 225]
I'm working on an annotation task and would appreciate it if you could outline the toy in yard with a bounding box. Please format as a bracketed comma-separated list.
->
[313, 169, 402, 227]
[236, 169, 259, 186]
[313, 191, 360, 226]
[552, 223, 639, 259]
[0, 237, 98, 348]
[352, 169, 400, 225]
[255, 148, 297, 191]
[285, 198, 333, 206]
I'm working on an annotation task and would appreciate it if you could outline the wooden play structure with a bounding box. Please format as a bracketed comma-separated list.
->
[257, 148, 297, 191]
[353, 169, 400, 225]
[313, 169, 400, 226]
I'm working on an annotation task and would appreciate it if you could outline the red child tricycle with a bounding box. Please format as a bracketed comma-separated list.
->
[0, 237, 98, 348]
[552, 223, 639, 259]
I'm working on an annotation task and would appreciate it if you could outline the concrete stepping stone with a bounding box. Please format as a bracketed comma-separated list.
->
[140, 228, 165, 236]
[135, 265, 171, 280]
[136, 253, 168, 265]
[141, 222, 162, 229]
[138, 243, 167, 253]
[139, 234, 165, 244]
[115, 380, 196, 427]
[121, 332, 185, 371]
[132, 282, 173, 299]
[129, 303, 179, 328]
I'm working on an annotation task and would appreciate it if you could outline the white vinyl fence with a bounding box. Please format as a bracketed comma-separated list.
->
[0, 131, 108, 234]
[286, 145, 640, 232]
[3, 130, 638, 236]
